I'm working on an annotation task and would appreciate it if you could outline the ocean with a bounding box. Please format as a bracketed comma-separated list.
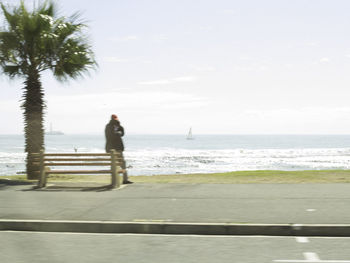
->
[1, 134, 350, 176]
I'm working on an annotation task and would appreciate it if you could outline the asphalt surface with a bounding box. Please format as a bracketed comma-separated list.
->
[0, 181, 350, 236]
[2, 232, 350, 263]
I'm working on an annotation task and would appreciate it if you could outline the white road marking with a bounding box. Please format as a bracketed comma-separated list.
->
[296, 237, 309, 243]
[306, 209, 316, 212]
[274, 252, 350, 262]
[304, 252, 320, 261]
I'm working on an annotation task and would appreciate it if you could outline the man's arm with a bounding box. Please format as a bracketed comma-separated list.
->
[118, 126, 125, 137]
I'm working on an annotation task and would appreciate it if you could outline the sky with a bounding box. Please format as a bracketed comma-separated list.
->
[1, 0, 350, 135]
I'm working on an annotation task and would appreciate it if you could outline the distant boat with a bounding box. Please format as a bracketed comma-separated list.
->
[46, 123, 64, 135]
[186, 127, 194, 140]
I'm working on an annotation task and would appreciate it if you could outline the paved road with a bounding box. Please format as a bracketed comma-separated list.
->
[1, 182, 349, 224]
[1, 232, 350, 263]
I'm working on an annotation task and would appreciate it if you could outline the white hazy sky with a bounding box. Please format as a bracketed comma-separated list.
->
[1, 0, 350, 135]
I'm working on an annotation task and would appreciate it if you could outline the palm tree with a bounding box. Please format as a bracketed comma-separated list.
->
[0, 1, 96, 179]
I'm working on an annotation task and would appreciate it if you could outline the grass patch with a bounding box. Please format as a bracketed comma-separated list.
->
[2, 170, 350, 184]
[131, 170, 350, 184]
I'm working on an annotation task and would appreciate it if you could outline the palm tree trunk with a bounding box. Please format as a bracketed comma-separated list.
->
[22, 70, 45, 179]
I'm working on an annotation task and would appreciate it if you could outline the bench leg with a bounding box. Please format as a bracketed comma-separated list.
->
[38, 169, 46, 188]
[111, 167, 121, 189]
[43, 168, 49, 187]
[111, 170, 116, 188]
[116, 167, 121, 187]
[38, 149, 46, 188]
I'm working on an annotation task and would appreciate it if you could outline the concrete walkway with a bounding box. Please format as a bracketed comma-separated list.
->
[1, 181, 350, 236]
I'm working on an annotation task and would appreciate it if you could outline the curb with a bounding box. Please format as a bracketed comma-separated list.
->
[1, 220, 350, 236]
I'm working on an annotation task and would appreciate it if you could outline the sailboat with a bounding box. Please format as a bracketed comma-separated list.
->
[46, 123, 64, 135]
[186, 127, 194, 140]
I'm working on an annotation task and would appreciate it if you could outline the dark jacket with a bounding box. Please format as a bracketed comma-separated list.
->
[105, 120, 125, 152]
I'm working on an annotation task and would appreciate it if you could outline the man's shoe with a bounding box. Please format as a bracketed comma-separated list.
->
[123, 180, 133, 184]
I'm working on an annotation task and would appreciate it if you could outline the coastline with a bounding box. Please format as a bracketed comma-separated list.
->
[1, 170, 350, 184]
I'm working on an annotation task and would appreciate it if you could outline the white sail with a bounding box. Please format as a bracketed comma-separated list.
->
[186, 127, 194, 140]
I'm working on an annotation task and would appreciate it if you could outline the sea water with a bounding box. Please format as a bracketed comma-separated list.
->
[1, 134, 350, 176]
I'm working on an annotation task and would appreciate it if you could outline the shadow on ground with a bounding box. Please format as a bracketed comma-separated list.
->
[0, 179, 116, 192]
[27, 183, 117, 192]
[0, 178, 35, 188]
[0, 179, 34, 185]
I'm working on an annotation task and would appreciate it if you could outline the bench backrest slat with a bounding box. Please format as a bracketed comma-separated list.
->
[47, 170, 112, 174]
[44, 153, 115, 157]
[44, 162, 120, 166]
[44, 158, 119, 162]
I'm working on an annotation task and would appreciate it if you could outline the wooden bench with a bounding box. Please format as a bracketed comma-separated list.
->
[31, 150, 123, 189]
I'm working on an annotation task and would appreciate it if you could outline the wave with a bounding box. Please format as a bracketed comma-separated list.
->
[1, 147, 350, 176]
[124, 147, 350, 175]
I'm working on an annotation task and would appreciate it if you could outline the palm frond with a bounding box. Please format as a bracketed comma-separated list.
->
[0, 0, 96, 78]
[3, 64, 21, 77]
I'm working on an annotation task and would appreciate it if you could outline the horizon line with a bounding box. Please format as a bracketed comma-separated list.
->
[2, 133, 350, 136]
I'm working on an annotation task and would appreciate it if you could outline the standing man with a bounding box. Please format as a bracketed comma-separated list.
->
[105, 114, 133, 184]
